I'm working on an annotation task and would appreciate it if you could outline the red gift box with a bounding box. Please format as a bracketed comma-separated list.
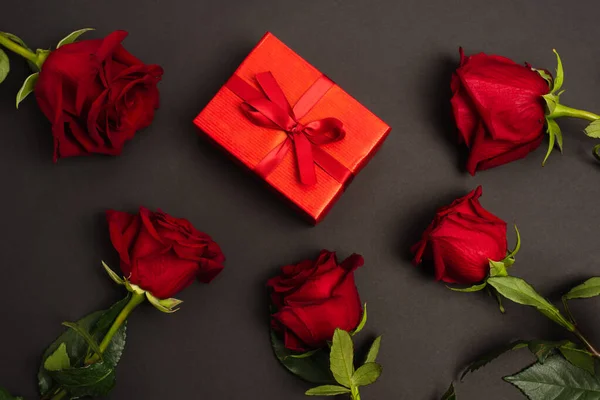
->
[194, 32, 391, 224]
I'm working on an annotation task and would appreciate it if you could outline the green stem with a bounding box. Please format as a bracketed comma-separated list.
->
[49, 293, 146, 400]
[549, 103, 600, 121]
[574, 329, 600, 358]
[90, 292, 145, 361]
[0, 34, 38, 64]
[351, 386, 361, 400]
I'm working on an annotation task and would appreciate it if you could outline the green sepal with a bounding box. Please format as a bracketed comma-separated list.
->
[534, 68, 553, 87]
[364, 336, 382, 364]
[551, 49, 564, 94]
[441, 383, 457, 400]
[0, 48, 9, 84]
[329, 329, 354, 388]
[550, 119, 563, 152]
[448, 282, 487, 293]
[16, 72, 38, 108]
[57, 28, 94, 48]
[542, 94, 558, 115]
[351, 303, 367, 335]
[489, 260, 508, 278]
[491, 287, 506, 313]
[563, 277, 600, 301]
[305, 385, 351, 396]
[269, 330, 335, 384]
[505, 225, 521, 260]
[102, 261, 124, 285]
[123, 280, 145, 295]
[34, 48, 50, 67]
[290, 348, 320, 359]
[146, 292, 182, 313]
[44, 343, 71, 372]
[584, 120, 600, 139]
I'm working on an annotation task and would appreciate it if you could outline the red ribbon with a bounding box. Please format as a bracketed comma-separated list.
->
[226, 72, 351, 186]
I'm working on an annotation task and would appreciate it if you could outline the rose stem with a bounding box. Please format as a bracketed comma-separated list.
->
[351, 387, 361, 400]
[88, 292, 146, 363]
[573, 329, 600, 358]
[549, 103, 600, 121]
[0, 34, 38, 64]
[49, 292, 146, 400]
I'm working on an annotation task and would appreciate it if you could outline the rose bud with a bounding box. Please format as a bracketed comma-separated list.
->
[267, 250, 364, 352]
[106, 207, 225, 300]
[411, 186, 507, 284]
[451, 48, 550, 175]
[34, 30, 163, 161]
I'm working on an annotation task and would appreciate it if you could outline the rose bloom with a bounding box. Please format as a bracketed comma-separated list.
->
[451, 48, 550, 175]
[35, 30, 163, 161]
[267, 250, 364, 352]
[411, 186, 507, 284]
[106, 207, 225, 299]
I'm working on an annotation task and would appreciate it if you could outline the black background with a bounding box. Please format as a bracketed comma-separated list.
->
[1, 1, 600, 399]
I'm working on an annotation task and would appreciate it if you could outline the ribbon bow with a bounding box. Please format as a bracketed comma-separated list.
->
[226, 72, 351, 186]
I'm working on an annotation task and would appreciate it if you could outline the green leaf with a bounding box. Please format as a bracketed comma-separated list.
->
[441, 383, 457, 400]
[49, 362, 115, 398]
[38, 296, 130, 396]
[270, 330, 335, 384]
[564, 277, 600, 301]
[548, 119, 563, 153]
[15, 72, 38, 108]
[487, 276, 574, 331]
[0, 49, 9, 84]
[305, 385, 351, 396]
[584, 120, 600, 139]
[0, 387, 23, 400]
[56, 28, 94, 48]
[527, 340, 568, 363]
[329, 329, 355, 388]
[352, 304, 367, 335]
[461, 340, 528, 381]
[559, 342, 595, 375]
[448, 282, 487, 292]
[352, 362, 382, 387]
[365, 336, 382, 364]
[504, 355, 600, 400]
[543, 120, 556, 166]
[552, 49, 564, 94]
[44, 343, 71, 372]
[62, 322, 102, 360]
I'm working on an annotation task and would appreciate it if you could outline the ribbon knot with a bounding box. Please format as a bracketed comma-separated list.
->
[226, 71, 351, 186]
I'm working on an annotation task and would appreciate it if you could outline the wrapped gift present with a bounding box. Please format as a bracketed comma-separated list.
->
[194, 32, 391, 224]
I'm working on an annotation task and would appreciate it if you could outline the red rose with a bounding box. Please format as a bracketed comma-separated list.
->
[35, 30, 163, 161]
[411, 186, 507, 284]
[267, 250, 364, 352]
[451, 48, 550, 175]
[106, 207, 225, 299]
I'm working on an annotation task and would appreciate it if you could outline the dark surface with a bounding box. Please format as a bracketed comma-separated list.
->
[1, 1, 600, 399]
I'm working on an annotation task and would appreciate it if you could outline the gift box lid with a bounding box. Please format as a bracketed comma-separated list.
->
[194, 32, 390, 224]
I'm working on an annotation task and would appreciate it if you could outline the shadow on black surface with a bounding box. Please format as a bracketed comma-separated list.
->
[422, 53, 470, 173]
